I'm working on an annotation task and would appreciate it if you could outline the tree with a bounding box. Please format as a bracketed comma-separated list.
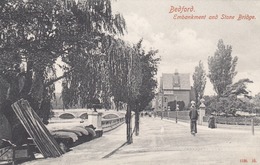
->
[0, 0, 158, 145]
[0, 0, 125, 110]
[205, 79, 253, 116]
[222, 78, 253, 115]
[223, 78, 253, 98]
[0, 0, 67, 144]
[135, 40, 160, 112]
[208, 39, 238, 97]
[193, 60, 206, 105]
[133, 40, 160, 135]
[168, 101, 176, 111]
[204, 95, 241, 116]
[60, 0, 126, 108]
[0, 0, 126, 145]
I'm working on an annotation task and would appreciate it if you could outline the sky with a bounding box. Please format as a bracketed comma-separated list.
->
[111, 0, 260, 96]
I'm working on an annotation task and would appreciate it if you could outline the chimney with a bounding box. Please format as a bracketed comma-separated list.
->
[174, 69, 178, 75]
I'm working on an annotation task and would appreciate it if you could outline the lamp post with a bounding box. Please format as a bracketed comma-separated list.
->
[161, 92, 164, 120]
[161, 95, 164, 120]
[162, 97, 168, 119]
[250, 98, 254, 135]
[167, 105, 170, 119]
[175, 96, 178, 123]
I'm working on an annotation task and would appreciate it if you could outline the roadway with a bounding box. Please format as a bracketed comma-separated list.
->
[24, 117, 260, 165]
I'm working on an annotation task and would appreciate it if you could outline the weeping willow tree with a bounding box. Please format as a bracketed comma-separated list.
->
[0, 0, 126, 145]
[0, 0, 159, 145]
[61, 32, 147, 143]
[101, 37, 159, 140]
[60, 0, 126, 109]
[61, 34, 142, 110]
[105, 37, 143, 143]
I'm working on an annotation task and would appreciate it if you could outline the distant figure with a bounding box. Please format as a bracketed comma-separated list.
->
[208, 114, 216, 129]
[189, 101, 199, 136]
[91, 97, 100, 112]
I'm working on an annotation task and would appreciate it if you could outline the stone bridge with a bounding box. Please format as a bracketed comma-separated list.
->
[51, 109, 125, 120]
[51, 109, 126, 133]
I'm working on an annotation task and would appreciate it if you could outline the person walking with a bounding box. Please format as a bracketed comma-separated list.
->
[208, 114, 216, 129]
[189, 101, 199, 136]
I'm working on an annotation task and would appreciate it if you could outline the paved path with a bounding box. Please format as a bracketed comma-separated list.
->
[24, 117, 260, 165]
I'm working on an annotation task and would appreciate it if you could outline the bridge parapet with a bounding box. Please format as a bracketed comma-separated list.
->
[52, 109, 92, 119]
[50, 109, 125, 132]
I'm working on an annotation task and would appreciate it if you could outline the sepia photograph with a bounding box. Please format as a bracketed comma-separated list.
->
[0, 0, 260, 164]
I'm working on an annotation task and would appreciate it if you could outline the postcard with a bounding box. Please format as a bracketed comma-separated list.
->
[0, 0, 259, 165]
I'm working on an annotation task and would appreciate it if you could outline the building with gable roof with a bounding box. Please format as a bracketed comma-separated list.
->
[155, 70, 195, 111]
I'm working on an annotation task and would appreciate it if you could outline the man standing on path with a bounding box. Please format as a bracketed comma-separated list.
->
[189, 101, 199, 136]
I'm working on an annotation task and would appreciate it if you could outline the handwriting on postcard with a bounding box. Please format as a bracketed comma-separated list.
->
[169, 6, 256, 21]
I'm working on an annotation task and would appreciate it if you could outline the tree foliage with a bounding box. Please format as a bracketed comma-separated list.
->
[206, 39, 253, 116]
[167, 100, 185, 111]
[252, 93, 260, 114]
[192, 60, 206, 105]
[0, 0, 127, 144]
[208, 39, 238, 97]
[205, 79, 253, 116]
[223, 78, 253, 98]
[0, 0, 160, 145]
[134, 40, 160, 112]
[0, 0, 66, 125]
[0, 0, 126, 108]
[253, 93, 260, 107]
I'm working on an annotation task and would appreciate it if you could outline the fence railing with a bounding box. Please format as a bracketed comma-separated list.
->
[101, 117, 125, 132]
[156, 111, 260, 126]
[203, 116, 260, 126]
[156, 111, 190, 121]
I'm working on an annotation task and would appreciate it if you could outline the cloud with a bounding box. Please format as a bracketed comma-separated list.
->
[118, 6, 260, 96]
[122, 13, 217, 95]
[154, 28, 215, 78]
[122, 13, 153, 46]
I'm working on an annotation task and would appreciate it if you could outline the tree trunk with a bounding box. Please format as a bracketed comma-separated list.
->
[126, 104, 132, 144]
[135, 109, 139, 136]
[39, 97, 51, 125]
